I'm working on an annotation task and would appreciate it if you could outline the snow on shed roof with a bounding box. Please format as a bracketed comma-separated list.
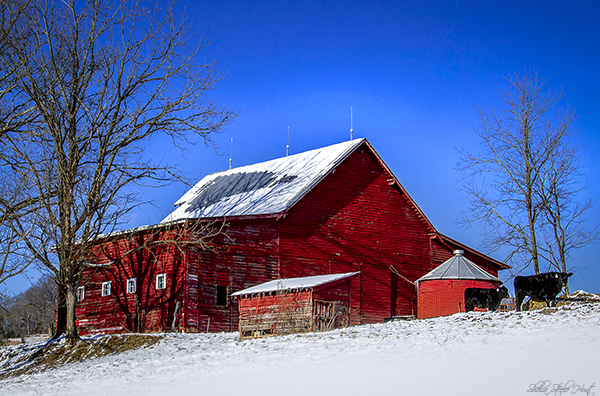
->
[416, 250, 501, 282]
[161, 139, 365, 222]
[231, 272, 360, 297]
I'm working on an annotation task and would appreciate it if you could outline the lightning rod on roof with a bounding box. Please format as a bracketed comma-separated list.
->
[229, 137, 233, 170]
[350, 106, 353, 141]
[286, 126, 290, 156]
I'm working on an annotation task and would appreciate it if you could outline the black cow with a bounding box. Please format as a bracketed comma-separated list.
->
[514, 272, 573, 311]
[464, 286, 510, 312]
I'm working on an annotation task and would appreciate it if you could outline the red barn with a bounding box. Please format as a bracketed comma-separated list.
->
[76, 138, 508, 335]
[416, 249, 504, 319]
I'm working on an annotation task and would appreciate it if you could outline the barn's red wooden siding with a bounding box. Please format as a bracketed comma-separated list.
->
[237, 292, 313, 337]
[77, 218, 280, 334]
[77, 230, 187, 335]
[76, 139, 507, 335]
[183, 219, 279, 332]
[312, 281, 353, 329]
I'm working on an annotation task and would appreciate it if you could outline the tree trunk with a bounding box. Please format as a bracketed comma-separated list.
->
[52, 283, 67, 340]
[65, 283, 79, 340]
[561, 258, 570, 295]
[526, 192, 541, 274]
[524, 129, 541, 275]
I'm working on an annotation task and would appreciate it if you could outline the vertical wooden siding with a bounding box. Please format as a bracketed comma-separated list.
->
[312, 281, 353, 329]
[237, 291, 313, 337]
[237, 280, 353, 338]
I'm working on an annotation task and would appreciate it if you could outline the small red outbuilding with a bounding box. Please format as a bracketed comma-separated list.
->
[232, 272, 359, 338]
[416, 250, 502, 319]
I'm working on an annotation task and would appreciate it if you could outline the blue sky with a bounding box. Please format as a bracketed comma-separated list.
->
[5, 0, 600, 294]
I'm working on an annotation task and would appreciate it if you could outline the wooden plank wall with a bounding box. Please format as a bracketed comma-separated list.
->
[312, 282, 352, 329]
[237, 291, 313, 337]
[184, 246, 200, 329]
[187, 219, 279, 333]
[77, 218, 281, 334]
[77, 230, 186, 335]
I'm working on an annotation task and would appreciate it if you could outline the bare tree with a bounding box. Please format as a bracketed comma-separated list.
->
[0, 213, 36, 291]
[458, 69, 596, 278]
[0, 0, 235, 340]
[536, 135, 598, 293]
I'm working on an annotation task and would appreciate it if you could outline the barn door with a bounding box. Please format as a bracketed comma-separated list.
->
[314, 300, 335, 331]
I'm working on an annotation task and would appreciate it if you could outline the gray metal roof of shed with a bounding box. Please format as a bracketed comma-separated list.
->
[231, 272, 360, 297]
[416, 250, 501, 282]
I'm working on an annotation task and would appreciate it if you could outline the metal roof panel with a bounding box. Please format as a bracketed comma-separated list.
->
[417, 251, 500, 282]
[231, 272, 360, 297]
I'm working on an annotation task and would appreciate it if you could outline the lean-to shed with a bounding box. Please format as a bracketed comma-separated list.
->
[416, 250, 503, 319]
[232, 272, 359, 338]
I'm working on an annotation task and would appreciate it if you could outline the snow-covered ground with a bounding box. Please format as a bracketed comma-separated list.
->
[1, 300, 599, 396]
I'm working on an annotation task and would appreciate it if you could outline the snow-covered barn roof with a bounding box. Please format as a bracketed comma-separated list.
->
[92, 137, 507, 273]
[231, 272, 360, 297]
[162, 139, 365, 222]
[416, 250, 501, 283]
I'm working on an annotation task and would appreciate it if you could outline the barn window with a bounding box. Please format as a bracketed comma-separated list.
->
[216, 286, 229, 306]
[156, 273, 167, 290]
[127, 278, 136, 294]
[101, 281, 111, 297]
[76, 286, 85, 301]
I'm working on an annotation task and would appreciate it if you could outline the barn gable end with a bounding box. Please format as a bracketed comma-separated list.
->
[278, 142, 436, 323]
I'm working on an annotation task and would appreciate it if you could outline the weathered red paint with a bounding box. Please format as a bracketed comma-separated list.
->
[417, 279, 501, 319]
[76, 140, 508, 335]
[236, 275, 355, 338]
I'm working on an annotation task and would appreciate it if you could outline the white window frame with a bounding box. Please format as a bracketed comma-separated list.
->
[127, 278, 137, 294]
[76, 286, 85, 301]
[101, 281, 111, 297]
[156, 273, 166, 290]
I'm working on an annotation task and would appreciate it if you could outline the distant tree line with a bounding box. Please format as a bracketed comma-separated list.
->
[0, 276, 56, 341]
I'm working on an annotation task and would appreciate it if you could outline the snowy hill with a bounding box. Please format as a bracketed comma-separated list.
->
[1, 300, 599, 396]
